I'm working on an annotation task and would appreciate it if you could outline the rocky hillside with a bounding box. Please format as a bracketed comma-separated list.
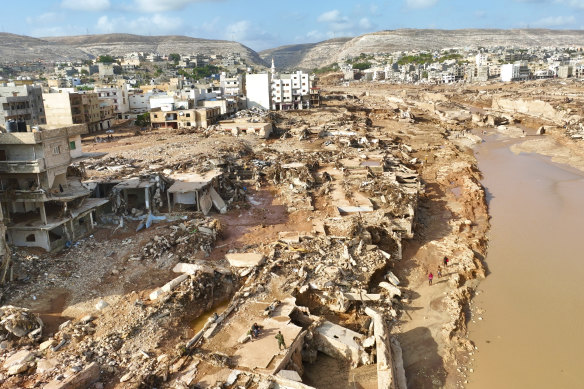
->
[3, 29, 584, 69]
[260, 38, 351, 70]
[262, 29, 584, 70]
[44, 34, 267, 66]
[0, 33, 91, 62]
[0, 33, 266, 65]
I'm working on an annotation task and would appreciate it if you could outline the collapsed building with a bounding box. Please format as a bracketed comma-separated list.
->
[0, 93, 436, 389]
[0, 124, 108, 251]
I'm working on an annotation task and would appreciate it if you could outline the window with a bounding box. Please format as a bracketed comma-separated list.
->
[26, 234, 36, 242]
[69, 141, 76, 150]
[186, 113, 191, 117]
[52, 145, 61, 155]
[153, 114, 158, 118]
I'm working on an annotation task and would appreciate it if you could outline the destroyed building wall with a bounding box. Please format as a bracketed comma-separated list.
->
[8, 228, 51, 250]
[0, 84, 46, 126]
[0, 124, 106, 252]
[7, 205, 103, 251]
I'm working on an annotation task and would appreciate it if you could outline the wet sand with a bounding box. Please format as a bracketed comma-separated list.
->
[468, 134, 584, 388]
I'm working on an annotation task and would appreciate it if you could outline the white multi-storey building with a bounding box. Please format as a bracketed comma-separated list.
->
[220, 73, 243, 96]
[476, 53, 489, 67]
[271, 71, 311, 110]
[501, 62, 530, 82]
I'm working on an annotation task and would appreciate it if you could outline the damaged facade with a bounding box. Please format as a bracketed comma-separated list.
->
[0, 124, 108, 251]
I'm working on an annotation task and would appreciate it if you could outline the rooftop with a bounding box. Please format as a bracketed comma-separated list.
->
[0, 124, 88, 144]
[168, 170, 223, 193]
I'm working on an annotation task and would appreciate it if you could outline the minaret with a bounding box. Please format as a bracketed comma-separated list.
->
[271, 57, 276, 78]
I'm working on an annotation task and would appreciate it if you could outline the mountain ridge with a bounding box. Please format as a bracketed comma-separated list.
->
[261, 28, 584, 70]
[2, 29, 584, 70]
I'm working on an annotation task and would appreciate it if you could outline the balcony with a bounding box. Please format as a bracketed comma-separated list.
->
[0, 132, 41, 145]
[0, 189, 46, 202]
[0, 159, 45, 173]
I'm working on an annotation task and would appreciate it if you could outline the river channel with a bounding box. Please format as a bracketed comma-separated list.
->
[467, 131, 584, 388]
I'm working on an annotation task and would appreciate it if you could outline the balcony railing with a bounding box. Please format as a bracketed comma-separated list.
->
[0, 159, 45, 173]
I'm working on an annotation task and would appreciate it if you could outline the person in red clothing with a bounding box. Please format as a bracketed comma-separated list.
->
[428, 272, 434, 286]
[443, 256, 449, 267]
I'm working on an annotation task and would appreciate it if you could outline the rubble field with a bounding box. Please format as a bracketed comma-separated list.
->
[1, 80, 546, 389]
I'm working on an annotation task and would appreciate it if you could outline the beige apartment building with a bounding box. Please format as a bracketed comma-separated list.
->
[150, 107, 220, 129]
[43, 92, 114, 133]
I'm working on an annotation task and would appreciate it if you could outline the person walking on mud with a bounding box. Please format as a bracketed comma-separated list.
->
[443, 256, 449, 267]
[428, 272, 434, 286]
[437, 266, 442, 278]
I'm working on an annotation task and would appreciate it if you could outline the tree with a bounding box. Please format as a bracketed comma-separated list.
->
[352, 62, 372, 70]
[81, 69, 89, 76]
[135, 113, 150, 127]
[97, 55, 115, 63]
[169, 53, 181, 64]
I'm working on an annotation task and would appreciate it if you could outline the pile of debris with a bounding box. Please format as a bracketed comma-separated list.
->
[0, 306, 43, 341]
[234, 107, 269, 119]
[0, 269, 236, 388]
[137, 217, 221, 262]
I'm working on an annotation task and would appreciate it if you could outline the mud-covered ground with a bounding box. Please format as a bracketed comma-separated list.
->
[5, 78, 583, 388]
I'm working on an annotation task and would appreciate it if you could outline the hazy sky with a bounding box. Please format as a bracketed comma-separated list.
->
[3, 0, 584, 50]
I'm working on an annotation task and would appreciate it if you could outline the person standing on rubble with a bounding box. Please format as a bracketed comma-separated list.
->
[443, 256, 449, 267]
[428, 272, 434, 286]
[275, 331, 286, 350]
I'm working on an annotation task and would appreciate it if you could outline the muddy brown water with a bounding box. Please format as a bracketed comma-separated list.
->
[468, 132, 584, 388]
[190, 299, 231, 334]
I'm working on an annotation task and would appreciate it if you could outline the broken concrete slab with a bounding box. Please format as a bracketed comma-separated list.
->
[278, 231, 300, 244]
[200, 190, 213, 216]
[210, 187, 227, 214]
[277, 369, 302, 382]
[149, 274, 189, 300]
[172, 261, 231, 275]
[43, 362, 100, 389]
[3, 350, 34, 369]
[7, 363, 28, 375]
[314, 320, 368, 366]
[386, 271, 400, 286]
[379, 282, 401, 298]
[36, 358, 58, 374]
[225, 253, 265, 268]
[343, 292, 382, 301]
[365, 307, 398, 389]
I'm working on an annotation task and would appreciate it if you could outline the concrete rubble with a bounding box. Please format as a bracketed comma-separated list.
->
[0, 79, 518, 388]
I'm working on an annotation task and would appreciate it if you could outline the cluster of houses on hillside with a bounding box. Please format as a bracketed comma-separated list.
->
[338, 46, 584, 84]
